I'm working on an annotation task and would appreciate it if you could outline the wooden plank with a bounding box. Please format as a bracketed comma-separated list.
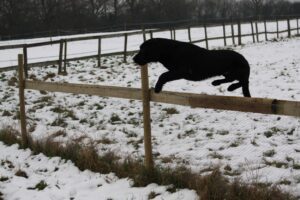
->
[18, 54, 28, 147]
[25, 80, 300, 117]
[150, 90, 300, 117]
[140, 65, 153, 169]
[0, 44, 25, 50]
[25, 80, 142, 100]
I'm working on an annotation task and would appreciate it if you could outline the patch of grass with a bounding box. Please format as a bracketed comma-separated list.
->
[15, 169, 28, 178]
[110, 113, 122, 124]
[28, 180, 48, 191]
[162, 107, 179, 115]
[0, 127, 296, 200]
[148, 191, 160, 199]
[2, 110, 12, 117]
[264, 131, 274, 138]
[263, 149, 276, 157]
[51, 118, 67, 127]
[43, 73, 56, 81]
[0, 177, 9, 182]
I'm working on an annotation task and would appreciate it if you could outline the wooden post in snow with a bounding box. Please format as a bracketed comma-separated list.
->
[188, 26, 192, 43]
[123, 33, 128, 63]
[297, 18, 299, 35]
[255, 21, 259, 42]
[287, 18, 291, 38]
[276, 18, 279, 38]
[140, 64, 153, 170]
[264, 20, 268, 41]
[22, 45, 28, 78]
[97, 37, 102, 67]
[18, 54, 28, 147]
[223, 22, 227, 46]
[251, 21, 255, 43]
[63, 40, 67, 73]
[58, 40, 63, 74]
[231, 21, 235, 45]
[238, 20, 242, 45]
[204, 23, 209, 49]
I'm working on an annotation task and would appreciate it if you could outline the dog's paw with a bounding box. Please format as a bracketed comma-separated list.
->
[154, 86, 162, 93]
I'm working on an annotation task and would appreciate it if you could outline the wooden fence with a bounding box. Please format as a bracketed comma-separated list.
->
[17, 55, 300, 169]
[1, 17, 300, 74]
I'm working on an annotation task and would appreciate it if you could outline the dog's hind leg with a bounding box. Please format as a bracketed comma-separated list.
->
[212, 78, 234, 86]
[242, 81, 251, 97]
[227, 82, 242, 91]
[155, 71, 182, 93]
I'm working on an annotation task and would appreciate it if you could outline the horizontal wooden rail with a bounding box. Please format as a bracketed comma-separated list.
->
[25, 80, 300, 117]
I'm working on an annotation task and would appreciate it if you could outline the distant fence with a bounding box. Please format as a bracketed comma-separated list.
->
[1, 14, 300, 41]
[1, 16, 300, 74]
[17, 55, 300, 169]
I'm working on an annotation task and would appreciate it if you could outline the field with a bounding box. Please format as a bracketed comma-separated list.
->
[0, 32, 300, 199]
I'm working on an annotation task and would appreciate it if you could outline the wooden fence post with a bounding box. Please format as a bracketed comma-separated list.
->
[173, 29, 176, 40]
[287, 18, 291, 38]
[297, 18, 299, 35]
[231, 22, 235, 45]
[63, 40, 67, 73]
[264, 20, 268, 41]
[58, 40, 63, 74]
[97, 37, 102, 67]
[238, 20, 242, 45]
[204, 23, 209, 49]
[276, 18, 279, 38]
[188, 26, 192, 43]
[124, 33, 128, 63]
[22, 45, 28, 78]
[223, 22, 227, 46]
[142, 29, 147, 42]
[140, 64, 153, 170]
[255, 21, 259, 42]
[18, 54, 28, 147]
[251, 21, 255, 43]
[150, 30, 153, 39]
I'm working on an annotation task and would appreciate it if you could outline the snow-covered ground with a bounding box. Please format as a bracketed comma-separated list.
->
[0, 32, 300, 198]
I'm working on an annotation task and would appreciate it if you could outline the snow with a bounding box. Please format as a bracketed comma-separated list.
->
[0, 23, 300, 199]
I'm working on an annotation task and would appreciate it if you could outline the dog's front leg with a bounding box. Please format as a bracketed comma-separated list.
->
[155, 71, 182, 93]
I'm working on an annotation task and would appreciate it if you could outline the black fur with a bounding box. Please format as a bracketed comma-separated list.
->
[133, 38, 251, 97]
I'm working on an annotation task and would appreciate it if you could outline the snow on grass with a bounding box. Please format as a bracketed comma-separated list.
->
[0, 37, 300, 198]
[0, 142, 197, 200]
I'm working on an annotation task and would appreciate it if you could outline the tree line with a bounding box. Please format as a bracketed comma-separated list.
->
[0, 0, 300, 38]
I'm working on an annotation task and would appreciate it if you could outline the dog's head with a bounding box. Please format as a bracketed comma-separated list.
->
[133, 39, 161, 65]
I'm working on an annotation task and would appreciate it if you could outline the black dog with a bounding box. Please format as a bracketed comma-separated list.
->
[133, 38, 251, 97]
